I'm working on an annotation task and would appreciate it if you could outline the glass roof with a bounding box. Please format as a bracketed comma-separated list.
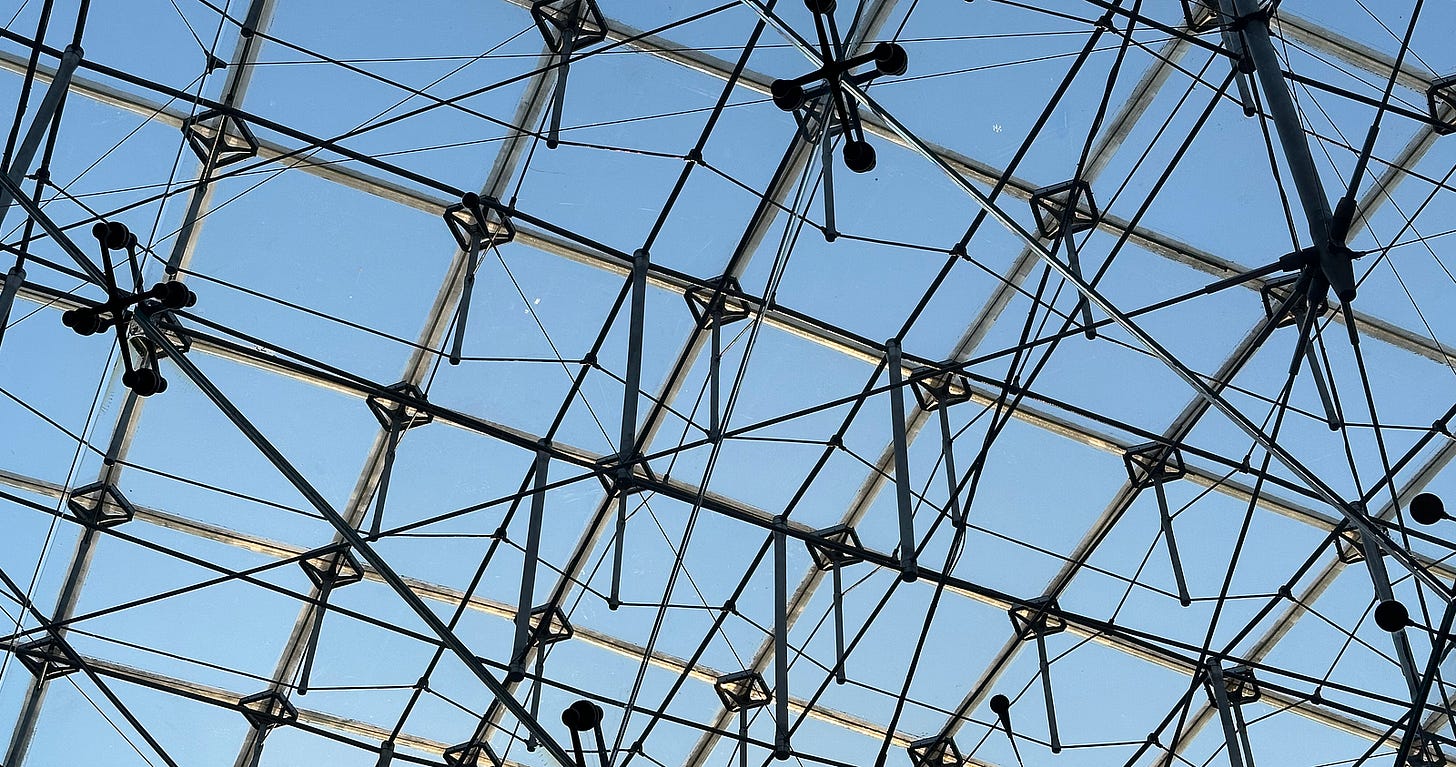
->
[1, 1, 1455, 766]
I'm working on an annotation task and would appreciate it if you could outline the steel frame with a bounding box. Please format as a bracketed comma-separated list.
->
[1, 2, 1453, 767]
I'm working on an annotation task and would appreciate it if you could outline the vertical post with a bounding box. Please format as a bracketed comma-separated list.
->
[1302, 344, 1340, 428]
[1035, 634, 1060, 754]
[450, 231, 482, 365]
[370, 419, 402, 536]
[773, 515, 790, 760]
[1152, 480, 1191, 607]
[1229, 701, 1257, 767]
[819, 118, 837, 242]
[1207, 665, 1246, 767]
[546, 1, 582, 149]
[937, 405, 964, 529]
[710, 316, 722, 442]
[529, 651, 546, 750]
[831, 563, 846, 684]
[886, 340, 917, 581]
[612, 248, 649, 610]
[1212, 0, 1257, 116]
[296, 582, 331, 694]
[512, 443, 551, 680]
[738, 709, 750, 767]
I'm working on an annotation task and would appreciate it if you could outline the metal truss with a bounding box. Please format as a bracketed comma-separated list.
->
[2, 2, 1456, 767]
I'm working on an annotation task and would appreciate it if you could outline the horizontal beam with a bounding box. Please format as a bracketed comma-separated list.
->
[0, 467, 914, 749]
[0, 42, 1448, 374]
[5, 271, 1367, 560]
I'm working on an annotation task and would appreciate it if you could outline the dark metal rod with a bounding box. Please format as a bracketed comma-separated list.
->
[773, 514, 791, 759]
[296, 583, 331, 695]
[1153, 480, 1192, 607]
[449, 233, 481, 365]
[0, 44, 80, 231]
[937, 405, 964, 529]
[370, 420, 402, 537]
[1035, 634, 1061, 753]
[1207, 665, 1245, 767]
[612, 248, 650, 610]
[132, 310, 577, 767]
[512, 444, 551, 679]
[886, 339, 917, 582]
[832, 563, 846, 685]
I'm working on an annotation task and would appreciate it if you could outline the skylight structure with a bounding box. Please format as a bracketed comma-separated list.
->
[1, 2, 1455, 767]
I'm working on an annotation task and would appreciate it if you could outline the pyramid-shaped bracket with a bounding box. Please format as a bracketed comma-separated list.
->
[1409, 733, 1447, 767]
[181, 108, 259, 168]
[714, 669, 771, 712]
[1219, 664, 1261, 705]
[366, 382, 434, 431]
[593, 453, 658, 497]
[792, 84, 847, 145]
[684, 276, 752, 330]
[1009, 596, 1067, 641]
[300, 547, 364, 590]
[66, 482, 136, 528]
[910, 368, 973, 412]
[805, 524, 866, 571]
[126, 305, 191, 359]
[1181, 0, 1222, 33]
[1029, 179, 1098, 240]
[1260, 273, 1328, 329]
[907, 736, 964, 767]
[14, 637, 79, 680]
[238, 690, 298, 731]
[444, 196, 516, 252]
[1123, 442, 1186, 489]
[1334, 526, 1366, 565]
[531, 0, 608, 53]
[527, 603, 574, 647]
[1428, 74, 1456, 135]
[444, 740, 501, 767]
